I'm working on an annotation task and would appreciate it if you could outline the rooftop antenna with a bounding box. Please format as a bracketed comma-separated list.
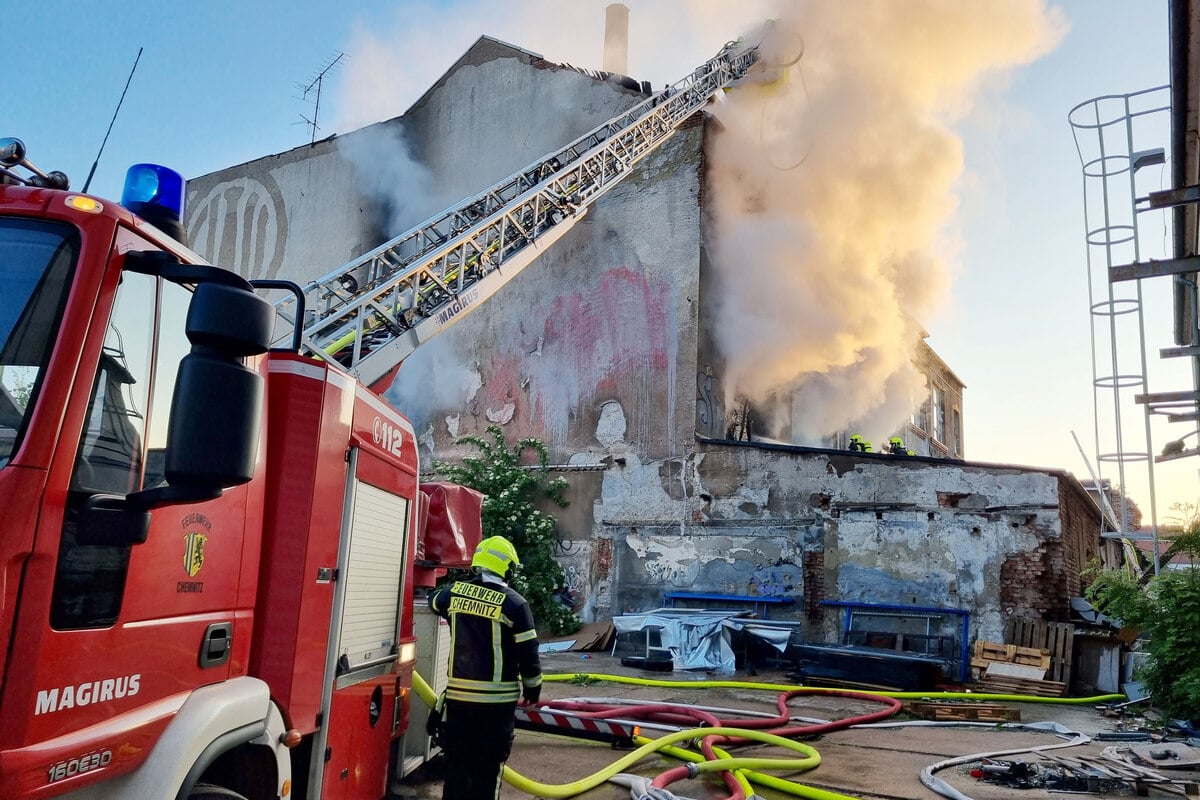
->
[82, 46, 143, 194]
[296, 52, 345, 145]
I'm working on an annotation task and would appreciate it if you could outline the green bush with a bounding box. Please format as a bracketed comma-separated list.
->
[435, 425, 581, 636]
[1084, 515, 1200, 723]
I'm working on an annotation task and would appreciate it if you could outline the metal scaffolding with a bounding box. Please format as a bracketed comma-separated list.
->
[1069, 86, 1170, 566]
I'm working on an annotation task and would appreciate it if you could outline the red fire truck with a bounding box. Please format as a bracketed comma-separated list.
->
[0, 138, 480, 798]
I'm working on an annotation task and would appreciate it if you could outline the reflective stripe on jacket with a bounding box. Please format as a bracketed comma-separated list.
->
[429, 575, 541, 703]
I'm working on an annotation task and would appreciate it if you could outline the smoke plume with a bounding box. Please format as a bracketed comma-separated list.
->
[332, 1, 1065, 445]
[337, 124, 437, 237]
[706, 2, 1065, 443]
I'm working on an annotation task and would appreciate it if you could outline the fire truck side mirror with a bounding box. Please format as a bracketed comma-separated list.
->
[178, 280, 275, 357]
[127, 280, 273, 511]
[165, 281, 272, 485]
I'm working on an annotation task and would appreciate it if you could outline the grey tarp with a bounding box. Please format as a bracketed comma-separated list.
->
[613, 609, 753, 672]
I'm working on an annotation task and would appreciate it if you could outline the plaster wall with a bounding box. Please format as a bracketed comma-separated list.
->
[186, 143, 364, 283]
[568, 442, 1096, 651]
[385, 123, 705, 463]
[401, 42, 648, 211]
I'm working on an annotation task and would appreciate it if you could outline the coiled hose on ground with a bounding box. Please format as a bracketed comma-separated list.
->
[411, 670, 1124, 800]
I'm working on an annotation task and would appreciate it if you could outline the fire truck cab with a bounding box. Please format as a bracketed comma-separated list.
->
[0, 139, 448, 799]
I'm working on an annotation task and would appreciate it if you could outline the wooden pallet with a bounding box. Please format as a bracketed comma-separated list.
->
[908, 701, 1020, 722]
[978, 674, 1067, 697]
[972, 641, 1051, 671]
[1007, 617, 1074, 685]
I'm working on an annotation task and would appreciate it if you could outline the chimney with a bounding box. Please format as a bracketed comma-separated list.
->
[603, 3, 629, 75]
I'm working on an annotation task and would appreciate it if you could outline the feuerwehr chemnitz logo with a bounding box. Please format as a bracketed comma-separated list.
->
[184, 530, 207, 576]
[179, 513, 212, 592]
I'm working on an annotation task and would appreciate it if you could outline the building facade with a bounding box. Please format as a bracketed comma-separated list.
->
[186, 37, 1104, 653]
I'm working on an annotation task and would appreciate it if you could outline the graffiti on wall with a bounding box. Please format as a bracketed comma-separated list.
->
[559, 564, 586, 610]
[186, 175, 288, 280]
[644, 557, 691, 585]
[385, 251, 680, 453]
[747, 561, 802, 597]
[696, 368, 723, 439]
[505, 266, 676, 445]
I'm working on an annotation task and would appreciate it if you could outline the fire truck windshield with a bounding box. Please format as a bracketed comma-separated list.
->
[0, 217, 79, 467]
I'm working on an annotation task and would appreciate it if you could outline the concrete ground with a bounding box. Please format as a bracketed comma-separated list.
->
[399, 651, 1197, 800]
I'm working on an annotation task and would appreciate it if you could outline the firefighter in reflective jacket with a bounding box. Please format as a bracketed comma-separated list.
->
[848, 433, 872, 452]
[428, 535, 541, 800]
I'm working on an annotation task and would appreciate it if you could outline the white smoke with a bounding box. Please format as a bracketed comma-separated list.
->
[706, 2, 1066, 443]
[331, 1, 1066, 445]
[334, 1, 769, 123]
[336, 124, 436, 237]
[330, 0, 768, 236]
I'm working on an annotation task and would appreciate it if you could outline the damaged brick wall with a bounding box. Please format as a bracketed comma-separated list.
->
[803, 550, 824, 620]
[999, 546, 1056, 620]
[1056, 473, 1107, 606]
[997, 476, 1101, 622]
[603, 442, 1105, 645]
[608, 525, 816, 616]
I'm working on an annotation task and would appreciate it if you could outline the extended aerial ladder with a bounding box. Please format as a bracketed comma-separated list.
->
[276, 40, 760, 389]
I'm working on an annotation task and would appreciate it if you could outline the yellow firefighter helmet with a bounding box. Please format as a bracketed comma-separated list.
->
[472, 535, 520, 577]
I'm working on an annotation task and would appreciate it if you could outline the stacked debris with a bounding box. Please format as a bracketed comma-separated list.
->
[968, 743, 1200, 796]
[971, 640, 1067, 697]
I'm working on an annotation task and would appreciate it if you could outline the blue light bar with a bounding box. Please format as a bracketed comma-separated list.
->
[121, 163, 187, 243]
[122, 163, 185, 218]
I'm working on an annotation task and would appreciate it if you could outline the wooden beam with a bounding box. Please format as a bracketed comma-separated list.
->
[1148, 184, 1200, 208]
[1161, 344, 1200, 358]
[1156, 446, 1200, 463]
[1136, 389, 1200, 404]
[1110, 256, 1200, 282]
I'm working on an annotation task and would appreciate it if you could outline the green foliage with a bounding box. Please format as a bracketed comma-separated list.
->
[568, 674, 599, 686]
[0, 366, 35, 410]
[1084, 506, 1200, 721]
[435, 425, 580, 636]
[1160, 528, 1200, 568]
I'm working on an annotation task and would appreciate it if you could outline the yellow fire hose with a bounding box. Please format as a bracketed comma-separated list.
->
[411, 671, 1125, 799]
[411, 671, 847, 799]
[540, 672, 1126, 705]
[649, 739, 756, 798]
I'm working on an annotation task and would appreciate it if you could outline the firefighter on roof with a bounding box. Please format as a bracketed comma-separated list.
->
[848, 434, 872, 452]
[428, 535, 541, 800]
[888, 436, 914, 455]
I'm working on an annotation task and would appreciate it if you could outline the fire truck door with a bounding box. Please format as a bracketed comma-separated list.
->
[4, 268, 256, 778]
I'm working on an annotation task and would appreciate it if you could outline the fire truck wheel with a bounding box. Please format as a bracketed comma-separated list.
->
[187, 784, 248, 800]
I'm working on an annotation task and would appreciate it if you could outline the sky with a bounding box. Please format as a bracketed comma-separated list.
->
[6, 1, 1193, 527]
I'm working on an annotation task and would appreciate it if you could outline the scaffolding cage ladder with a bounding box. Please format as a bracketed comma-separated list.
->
[1069, 86, 1171, 570]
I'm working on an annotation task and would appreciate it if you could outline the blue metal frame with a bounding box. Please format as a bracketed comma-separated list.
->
[820, 600, 970, 682]
[664, 591, 793, 620]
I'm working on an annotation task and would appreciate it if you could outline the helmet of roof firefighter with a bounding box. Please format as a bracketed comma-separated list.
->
[890, 437, 903, 446]
[472, 536, 520, 578]
[850, 434, 863, 442]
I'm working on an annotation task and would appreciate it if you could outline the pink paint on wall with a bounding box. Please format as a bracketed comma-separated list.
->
[532, 267, 675, 439]
[449, 267, 678, 447]
[544, 266, 672, 369]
